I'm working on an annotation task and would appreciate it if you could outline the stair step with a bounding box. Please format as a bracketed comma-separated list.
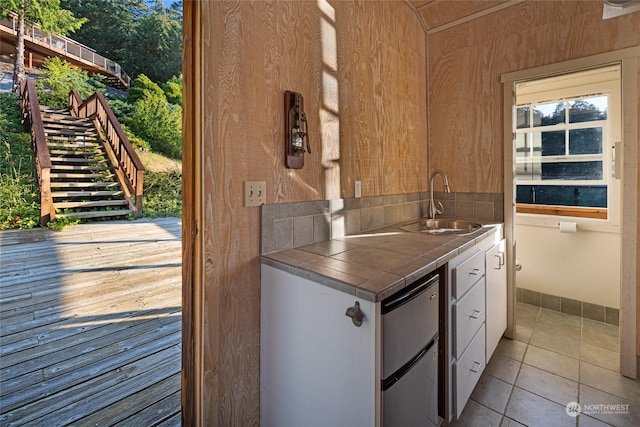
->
[50, 157, 104, 163]
[49, 149, 104, 156]
[43, 121, 95, 128]
[46, 135, 99, 142]
[50, 182, 119, 189]
[44, 127, 98, 135]
[47, 142, 100, 149]
[50, 173, 114, 179]
[52, 190, 124, 198]
[56, 209, 132, 219]
[51, 165, 110, 171]
[54, 200, 129, 209]
[40, 109, 70, 115]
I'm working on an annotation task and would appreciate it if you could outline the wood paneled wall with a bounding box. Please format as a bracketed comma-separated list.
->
[427, 0, 640, 193]
[426, 0, 639, 373]
[184, 1, 426, 424]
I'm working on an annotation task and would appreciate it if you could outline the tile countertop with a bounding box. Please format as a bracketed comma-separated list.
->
[261, 221, 502, 302]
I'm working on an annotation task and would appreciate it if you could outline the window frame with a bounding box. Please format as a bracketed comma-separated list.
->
[513, 65, 621, 225]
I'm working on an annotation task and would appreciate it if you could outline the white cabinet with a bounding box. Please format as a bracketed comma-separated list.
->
[261, 265, 378, 427]
[454, 323, 486, 417]
[485, 239, 507, 362]
[444, 228, 505, 422]
[447, 245, 486, 420]
[453, 278, 485, 359]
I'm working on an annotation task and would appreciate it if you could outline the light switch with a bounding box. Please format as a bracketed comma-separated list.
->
[355, 181, 362, 198]
[244, 181, 266, 207]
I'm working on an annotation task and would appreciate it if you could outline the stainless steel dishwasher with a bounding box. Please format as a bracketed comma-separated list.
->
[381, 272, 439, 426]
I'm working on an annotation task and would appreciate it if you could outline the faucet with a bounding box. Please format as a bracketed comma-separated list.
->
[428, 170, 451, 219]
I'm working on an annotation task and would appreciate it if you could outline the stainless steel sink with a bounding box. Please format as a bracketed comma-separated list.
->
[399, 218, 482, 235]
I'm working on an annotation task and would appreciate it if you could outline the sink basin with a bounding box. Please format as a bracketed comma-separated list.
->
[399, 218, 482, 235]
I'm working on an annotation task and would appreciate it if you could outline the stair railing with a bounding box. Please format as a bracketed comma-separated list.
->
[69, 90, 144, 217]
[20, 79, 55, 225]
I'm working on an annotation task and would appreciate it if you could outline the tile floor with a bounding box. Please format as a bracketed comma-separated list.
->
[451, 302, 640, 427]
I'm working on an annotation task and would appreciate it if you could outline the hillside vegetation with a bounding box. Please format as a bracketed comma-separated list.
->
[0, 94, 182, 230]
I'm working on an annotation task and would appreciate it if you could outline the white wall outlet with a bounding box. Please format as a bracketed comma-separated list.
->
[244, 181, 266, 207]
[354, 180, 362, 198]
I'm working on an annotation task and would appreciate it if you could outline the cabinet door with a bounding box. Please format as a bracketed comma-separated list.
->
[454, 324, 485, 419]
[261, 265, 377, 427]
[452, 249, 485, 299]
[485, 239, 507, 361]
[453, 281, 485, 359]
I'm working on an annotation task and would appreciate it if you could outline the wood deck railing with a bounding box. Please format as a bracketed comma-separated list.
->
[20, 79, 55, 225]
[69, 90, 145, 217]
[1, 12, 131, 88]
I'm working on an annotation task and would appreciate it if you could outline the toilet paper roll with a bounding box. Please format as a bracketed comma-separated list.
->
[559, 221, 577, 233]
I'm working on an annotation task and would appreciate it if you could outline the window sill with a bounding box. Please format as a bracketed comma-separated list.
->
[515, 204, 607, 219]
[515, 212, 620, 234]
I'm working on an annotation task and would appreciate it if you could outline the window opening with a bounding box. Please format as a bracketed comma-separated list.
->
[514, 65, 620, 221]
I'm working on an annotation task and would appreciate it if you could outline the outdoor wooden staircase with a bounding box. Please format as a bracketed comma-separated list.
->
[19, 80, 144, 225]
[41, 107, 132, 220]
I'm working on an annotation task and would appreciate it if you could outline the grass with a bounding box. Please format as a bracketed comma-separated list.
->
[0, 93, 182, 230]
[143, 169, 182, 218]
[0, 94, 40, 230]
[139, 149, 182, 218]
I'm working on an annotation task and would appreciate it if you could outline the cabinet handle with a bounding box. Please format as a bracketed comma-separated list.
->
[493, 252, 505, 269]
[470, 309, 481, 319]
[469, 268, 480, 276]
[471, 361, 481, 373]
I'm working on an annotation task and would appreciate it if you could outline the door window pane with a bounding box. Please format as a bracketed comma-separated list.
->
[517, 107, 530, 129]
[569, 127, 602, 155]
[533, 102, 565, 127]
[569, 96, 607, 123]
[516, 160, 541, 181]
[541, 161, 603, 180]
[541, 131, 565, 156]
[516, 185, 607, 208]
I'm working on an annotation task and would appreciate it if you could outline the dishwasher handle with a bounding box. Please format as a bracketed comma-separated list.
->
[382, 274, 439, 315]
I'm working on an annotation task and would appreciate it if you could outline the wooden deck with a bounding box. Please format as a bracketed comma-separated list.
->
[0, 218, 182, 426]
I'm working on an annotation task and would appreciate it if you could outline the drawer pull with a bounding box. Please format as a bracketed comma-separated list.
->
[470, 309, 481, 319]
[469, 268, 480, 276]
[470, 361, 481, 373]
[430, 292, 437, 300]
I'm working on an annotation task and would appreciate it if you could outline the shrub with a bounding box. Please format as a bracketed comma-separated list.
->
[162, 74, 182, 106]
[0, 95, 40, 230]
[36, 57, 105, 108]
[128, 74, 182, 159]
[143, 169, 182, 217]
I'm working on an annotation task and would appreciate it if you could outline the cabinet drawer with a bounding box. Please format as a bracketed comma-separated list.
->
[453, 281, 485, 358]
[454, 324, 485, 419]
[452, 249, 485, 299]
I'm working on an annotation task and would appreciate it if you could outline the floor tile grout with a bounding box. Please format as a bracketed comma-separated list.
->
[457, 303, 627, 426]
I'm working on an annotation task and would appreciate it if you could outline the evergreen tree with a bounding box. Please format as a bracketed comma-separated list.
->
[61, 0, 182, 84]
[61, 0, 147, 65]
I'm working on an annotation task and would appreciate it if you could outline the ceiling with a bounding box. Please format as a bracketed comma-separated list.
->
[408, 0, 521, 33]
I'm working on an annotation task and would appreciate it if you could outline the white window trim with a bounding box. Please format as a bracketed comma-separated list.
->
[513, 65, 621, 228]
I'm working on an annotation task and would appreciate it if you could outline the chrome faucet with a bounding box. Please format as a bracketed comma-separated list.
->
[428, 170, 451, 219]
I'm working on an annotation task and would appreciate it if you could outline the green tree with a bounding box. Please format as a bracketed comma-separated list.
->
[125, 2, 182, 83]
[60, 0, 181, 84]
[61, 0, 147, 64]
[36, 57, 105, 108]
[0, 0, 87, 89]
